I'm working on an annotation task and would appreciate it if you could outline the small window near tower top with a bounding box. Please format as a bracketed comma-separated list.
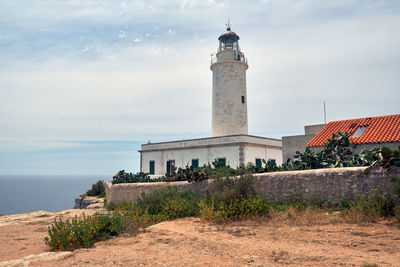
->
[241, 96, 245, 104]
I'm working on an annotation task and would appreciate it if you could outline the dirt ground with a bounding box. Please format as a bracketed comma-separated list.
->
[0, 209, 399, 267]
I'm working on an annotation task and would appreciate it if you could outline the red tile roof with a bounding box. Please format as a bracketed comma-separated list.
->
[307, 114, 400, 147]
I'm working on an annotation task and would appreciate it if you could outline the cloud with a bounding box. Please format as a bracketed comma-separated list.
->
[0, 0, 399, 174]
[118, 30, 126, 39]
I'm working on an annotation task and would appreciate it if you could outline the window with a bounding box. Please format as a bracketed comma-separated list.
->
[217, 158, 226, 166]
[353, 126, 367, 138]
[191, 159, 199, 168]
[166, 160, 175, 174]
[269, 159, 276, 165]
[241, 96, 245, 104]
[255, 158, 262, 168]
[149, 161, 155, 175]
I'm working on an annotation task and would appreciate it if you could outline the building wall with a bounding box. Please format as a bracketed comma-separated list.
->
[282, 134, 316, 162]
[243, 144, 283, 166]
[140, 135, 282, 176]
[282, 124, 326, 162]
[140, 144, 282, 176]
[211, 49, 248, 137]
[305, 124, 326, 135]
[141, 145, 241, 176]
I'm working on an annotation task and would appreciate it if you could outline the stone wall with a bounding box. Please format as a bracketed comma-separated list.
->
[105, 167, 400, 205]
[254, 167, 398, 204]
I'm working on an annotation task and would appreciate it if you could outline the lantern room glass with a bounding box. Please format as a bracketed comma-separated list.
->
[219, 39, 239, 52]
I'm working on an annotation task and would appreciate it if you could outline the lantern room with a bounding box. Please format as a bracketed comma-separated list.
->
[218, 26, 240, 52]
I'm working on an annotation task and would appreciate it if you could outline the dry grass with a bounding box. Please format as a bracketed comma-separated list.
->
[267, 206, 343, 225]
[342, 203, 382, 223]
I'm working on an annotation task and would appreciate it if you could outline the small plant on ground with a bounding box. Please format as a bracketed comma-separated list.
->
[44, 212, 124, 251]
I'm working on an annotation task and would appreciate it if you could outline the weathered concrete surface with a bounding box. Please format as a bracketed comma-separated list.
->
[106, 167, 400, 205]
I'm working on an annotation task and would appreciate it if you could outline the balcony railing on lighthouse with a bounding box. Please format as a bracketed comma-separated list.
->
[211, 51, 248, 65]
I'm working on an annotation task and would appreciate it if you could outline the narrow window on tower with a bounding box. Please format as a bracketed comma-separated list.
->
[241, 96, 245, 104]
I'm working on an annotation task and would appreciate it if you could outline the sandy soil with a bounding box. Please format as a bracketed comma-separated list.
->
[0, 210, 399, 267]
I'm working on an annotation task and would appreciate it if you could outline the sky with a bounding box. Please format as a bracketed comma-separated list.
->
[0, 0, 399, 175]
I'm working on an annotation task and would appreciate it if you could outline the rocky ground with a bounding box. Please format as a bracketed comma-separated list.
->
[0, 208, 399, 267]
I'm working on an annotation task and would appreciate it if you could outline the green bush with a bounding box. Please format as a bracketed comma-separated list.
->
[199, 175, 270, 223]
[199, 196, 270, 223]
[134, 187, 200, 218]
[86, 180, 105, 196]
[112, 170, 166, 184]
[205, 174, 257, 205]
[44, 212, 124, 251]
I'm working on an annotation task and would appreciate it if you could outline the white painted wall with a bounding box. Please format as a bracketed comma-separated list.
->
[141, 145, 241, 176]
[211, 49, 248, 137]
[243, 145, 283, 166]
[140, 141, 283, 176]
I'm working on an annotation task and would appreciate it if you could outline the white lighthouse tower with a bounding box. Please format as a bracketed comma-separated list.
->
[210, 25, 248, 137]
[139, 25, 282, 176]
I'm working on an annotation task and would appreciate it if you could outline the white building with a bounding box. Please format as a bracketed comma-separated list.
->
[139, 26, 282, 176]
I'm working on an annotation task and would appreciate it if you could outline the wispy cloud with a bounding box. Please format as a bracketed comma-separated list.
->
[0, 0, 399, 174]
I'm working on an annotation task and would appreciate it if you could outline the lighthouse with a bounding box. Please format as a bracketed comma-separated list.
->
[139, 25, 282, 176]
[210, 26, 248, 137]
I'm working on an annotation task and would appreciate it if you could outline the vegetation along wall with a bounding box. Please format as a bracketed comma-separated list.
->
[105, 166, 400, 206]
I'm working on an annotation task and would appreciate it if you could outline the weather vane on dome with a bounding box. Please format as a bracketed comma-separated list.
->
[225, 18, 231, 30]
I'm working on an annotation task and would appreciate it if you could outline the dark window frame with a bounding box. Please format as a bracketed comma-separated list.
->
[217, 157, 226, 167]
[255, 158, 262, 168]
[166, 160, 175, 174]
[191, 158, 199, 168]
[149, 160, 155, 175]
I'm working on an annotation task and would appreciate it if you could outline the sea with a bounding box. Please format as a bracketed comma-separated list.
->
[0, 175, 110, 215]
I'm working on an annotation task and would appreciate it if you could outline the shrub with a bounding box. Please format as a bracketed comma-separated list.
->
[44, 212, 124, 251]
[342, 191, 395, 223]
[98, 191, 106, 198]
[205, 174, 257, 205]
[112, 170, 166, 184]
[199, 175, 270, 223]
[86, 180, 105, 196]
[199, 197, 270, 223]
[134, 187, 200, 218]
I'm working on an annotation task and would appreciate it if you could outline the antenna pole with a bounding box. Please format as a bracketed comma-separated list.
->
[324, 101, 327, 124]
